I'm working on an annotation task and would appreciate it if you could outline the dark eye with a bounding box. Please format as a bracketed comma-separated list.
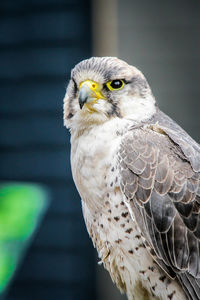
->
[106, 79, 125, 91]
[110, 80, 123, 89]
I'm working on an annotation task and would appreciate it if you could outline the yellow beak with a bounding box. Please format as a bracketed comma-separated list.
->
[78, 80, 105, 109]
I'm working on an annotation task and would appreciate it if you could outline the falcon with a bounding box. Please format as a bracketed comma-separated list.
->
[63, 57, 200, 300]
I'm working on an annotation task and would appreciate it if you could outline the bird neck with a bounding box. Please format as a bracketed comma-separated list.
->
[119, 93, 156, 123]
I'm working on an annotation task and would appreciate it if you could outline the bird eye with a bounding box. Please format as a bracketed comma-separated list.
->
[106, 79, 125, 91]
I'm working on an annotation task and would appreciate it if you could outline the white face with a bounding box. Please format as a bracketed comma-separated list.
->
[63, 57, 156, 130]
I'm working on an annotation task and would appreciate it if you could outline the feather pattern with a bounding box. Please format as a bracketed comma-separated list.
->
[119, 113, 200, 299]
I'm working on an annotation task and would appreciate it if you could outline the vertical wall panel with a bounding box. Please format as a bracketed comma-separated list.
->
[118, 0, 200, 142]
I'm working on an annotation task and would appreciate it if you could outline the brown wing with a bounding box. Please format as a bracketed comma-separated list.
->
[118, 125, 200, 300]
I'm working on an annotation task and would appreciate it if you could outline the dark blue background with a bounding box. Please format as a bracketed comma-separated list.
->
[0, 1, 96, 299]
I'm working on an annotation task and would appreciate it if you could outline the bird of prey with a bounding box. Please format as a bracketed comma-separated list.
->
[63, 57, 200, 300]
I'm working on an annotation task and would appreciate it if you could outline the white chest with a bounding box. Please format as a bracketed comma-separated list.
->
[70, 119, 127, 210]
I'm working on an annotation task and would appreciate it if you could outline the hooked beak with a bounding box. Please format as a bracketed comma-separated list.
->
[78, 80, 105, 110]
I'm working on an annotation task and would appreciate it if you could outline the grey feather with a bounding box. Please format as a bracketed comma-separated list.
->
[150, 191, 176, 233]
[151, 109, 200, 172]
[119, 119, 200, 298]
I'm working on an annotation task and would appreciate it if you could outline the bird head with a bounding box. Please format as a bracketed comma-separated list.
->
[64, 57, 156, 130]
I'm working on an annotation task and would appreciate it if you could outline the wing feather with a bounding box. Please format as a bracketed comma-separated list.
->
[118, 120, 200, 299]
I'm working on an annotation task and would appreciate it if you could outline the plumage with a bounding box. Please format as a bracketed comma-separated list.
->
[63, 56, 200, 300]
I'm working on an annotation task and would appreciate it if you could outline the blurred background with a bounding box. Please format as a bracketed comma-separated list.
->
[0, 0, 199, 300]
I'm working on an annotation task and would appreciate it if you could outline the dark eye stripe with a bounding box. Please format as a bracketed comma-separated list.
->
[71, 78, 78, 96]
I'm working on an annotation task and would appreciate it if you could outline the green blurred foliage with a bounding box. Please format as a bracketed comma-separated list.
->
[0, 183, 49, 293]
